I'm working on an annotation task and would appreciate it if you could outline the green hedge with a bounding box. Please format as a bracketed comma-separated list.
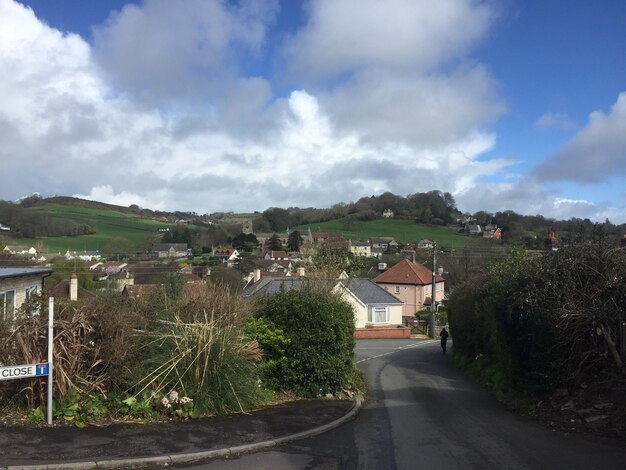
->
[254, 284, 356, 397]
[448, 242, 626, 395]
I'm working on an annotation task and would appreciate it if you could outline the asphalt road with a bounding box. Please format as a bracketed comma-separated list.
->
[177, 339, 626, 469]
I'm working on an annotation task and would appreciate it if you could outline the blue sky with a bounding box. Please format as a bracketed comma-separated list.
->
[2, 0, 626, 223]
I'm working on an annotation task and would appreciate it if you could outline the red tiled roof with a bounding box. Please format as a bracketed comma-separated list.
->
[373, 259, 444, 286]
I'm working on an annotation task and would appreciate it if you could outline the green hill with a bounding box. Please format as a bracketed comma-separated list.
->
[13, 204, 169, 253]
[297, 218, 473, 250]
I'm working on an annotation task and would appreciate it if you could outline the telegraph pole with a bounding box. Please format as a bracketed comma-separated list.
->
[430, 241, 436, 338]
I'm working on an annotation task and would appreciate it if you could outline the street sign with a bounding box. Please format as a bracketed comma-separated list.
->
[0, 363, 49, 381]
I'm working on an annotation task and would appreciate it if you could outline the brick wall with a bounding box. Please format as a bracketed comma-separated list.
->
[354, 326, 411, 339]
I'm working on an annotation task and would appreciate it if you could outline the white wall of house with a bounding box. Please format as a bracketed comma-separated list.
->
[0, 275, 42, 320]
[338, 288, 403, 328]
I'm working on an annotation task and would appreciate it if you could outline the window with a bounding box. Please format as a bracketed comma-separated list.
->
[1, 290, 16, 320]
[395, 285, 400, 294]
[368, 306, 389, 323]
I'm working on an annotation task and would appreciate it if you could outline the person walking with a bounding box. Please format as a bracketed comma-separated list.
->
[439, 327, 449, 354]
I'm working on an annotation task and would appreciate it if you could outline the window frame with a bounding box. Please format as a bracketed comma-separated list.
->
[394, 285, 400, 294]
[367, 305, 389, 323]
[1, 289, 16, 321]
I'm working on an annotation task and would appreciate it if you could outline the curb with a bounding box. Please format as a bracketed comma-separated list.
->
[2, 397, 363, 470]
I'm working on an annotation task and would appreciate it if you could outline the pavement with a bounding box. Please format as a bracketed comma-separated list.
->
[0, 398, 361, 470]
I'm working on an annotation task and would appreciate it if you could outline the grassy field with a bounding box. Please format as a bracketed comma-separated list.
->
[297, 218, 472, 250]
[14, 205, 169, 253]
[8, 204, 486, 254]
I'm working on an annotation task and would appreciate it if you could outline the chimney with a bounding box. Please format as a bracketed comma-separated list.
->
[297, 267, 305, 277]
[70, 272, 78, 301]
[254, 268, 261, 283]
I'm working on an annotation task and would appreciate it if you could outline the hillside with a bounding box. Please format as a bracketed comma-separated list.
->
[13, 204, 169, 253]
[296, 218, 471, 250]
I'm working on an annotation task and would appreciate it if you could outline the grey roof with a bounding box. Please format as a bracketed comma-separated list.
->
[0, 267, 53, 279]
[242, 277, 402, 306]
[339, 279, 402, 305]
[242, 278, 334, 299]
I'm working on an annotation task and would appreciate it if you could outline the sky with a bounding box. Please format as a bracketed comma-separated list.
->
[1, 0, 625, 223]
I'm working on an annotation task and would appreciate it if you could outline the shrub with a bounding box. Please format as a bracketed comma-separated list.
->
[135, 287, 269, 415]
[257, 284, 356, 397]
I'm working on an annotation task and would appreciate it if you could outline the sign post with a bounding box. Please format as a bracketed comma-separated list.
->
[47, 297, 54, 425]
[0, 298, 54, 425]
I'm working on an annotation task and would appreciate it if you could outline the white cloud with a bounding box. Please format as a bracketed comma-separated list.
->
[284, 0, 495, 79]
[534, 92, 626, 182]
[534, 112, 576, 131]
[283, 0, 505, 146]
[456, 178, 626, 223]
[92, 0, 278, 103]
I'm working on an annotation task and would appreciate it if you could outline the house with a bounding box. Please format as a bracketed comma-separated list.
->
[242, 277, 408, 338]
[254, 232, 290, 248]
[90, 261, 128, 277]
[370, 237, 398, 251]
[337, 279, 407, 338]
[466, 224, 482, 236]
[64, 250, 101, 262]
[157, 244, 189, 258]
[382, 209, 394, 218]
[213, 248, 240, 266]
[33, 253, 64, 263]
[3, 245, 37, 256]
[251, 258, 292, 273]
[309, 231, 347, 248]
[0, 223, 10, 231]
[483, 227, 502, 239]
[262, 250, 288, 261]
[45, 272, 96, 302]
[0, 267, 53, 320]
[417, 239, 434, 249]
[348, 240, 372, 258]
[373, 259, 445, 323]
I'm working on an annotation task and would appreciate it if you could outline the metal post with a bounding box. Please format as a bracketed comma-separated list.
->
[47, 297, 54, 425]
[430, 242, 436, 339]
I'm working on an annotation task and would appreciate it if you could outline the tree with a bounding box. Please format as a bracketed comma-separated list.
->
[266, 234, 283, 251]
[231, 233, 259, 252]
[262, 208, 292, 232]
[287, 230, 303, 252]
[47, 258, 95, 290]
[105, 236, 133, 261]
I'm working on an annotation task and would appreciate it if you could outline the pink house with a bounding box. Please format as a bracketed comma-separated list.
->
[373, 259, 445, 323]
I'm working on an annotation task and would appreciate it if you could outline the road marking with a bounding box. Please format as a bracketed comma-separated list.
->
[355, 340, 436, 363]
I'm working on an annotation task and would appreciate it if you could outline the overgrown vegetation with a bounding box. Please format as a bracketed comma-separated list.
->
[248, 284, 358, 397]
[0, 285, 269, 425]
[448, 236, 626, 399]
[0, 279, 362, 426]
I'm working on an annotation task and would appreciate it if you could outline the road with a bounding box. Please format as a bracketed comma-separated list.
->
[177, 339, 626, 469]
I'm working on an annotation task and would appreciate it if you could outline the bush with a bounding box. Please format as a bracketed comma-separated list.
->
[448, 240, 626, 396]
[256, 284, 356, 397]
[0, 285, 270, 420]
